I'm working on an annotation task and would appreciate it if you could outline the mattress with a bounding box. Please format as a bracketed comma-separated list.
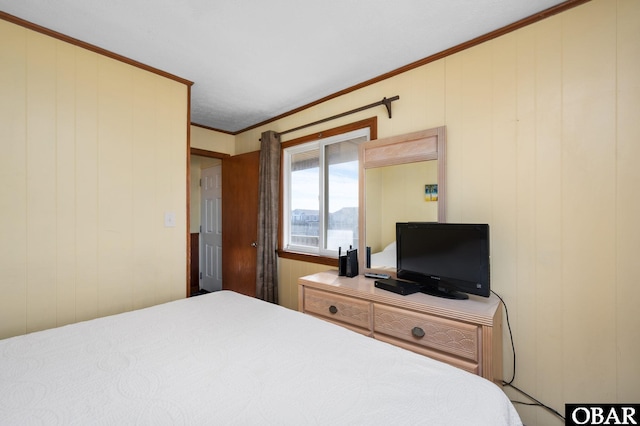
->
[0, 290, 522, 425]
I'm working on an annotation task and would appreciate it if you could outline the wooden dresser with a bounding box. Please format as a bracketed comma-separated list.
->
[298, 270, 503, 383]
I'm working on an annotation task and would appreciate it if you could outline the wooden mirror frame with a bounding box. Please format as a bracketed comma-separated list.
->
[358, 126, 446, 275]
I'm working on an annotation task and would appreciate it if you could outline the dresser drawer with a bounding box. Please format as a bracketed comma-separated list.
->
[298, 271, 502, 382]
[303, 288, 371, 331]
[373, 304, 480, 362]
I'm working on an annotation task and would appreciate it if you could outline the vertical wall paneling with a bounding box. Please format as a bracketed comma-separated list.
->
[280, 258, 296, 310]
[131, 66, 157, 310]
[74, 47, 100, 322]
[97, 56, 135, 318]
[514, 24, 538, 411]
[460, 43, 494, 223]
[165, 80, 189, 302]
[406, 66, 430, 132]
[0, 18, 188, 338]
[155, 78, 177, 304]
[615, 0, 640, 401]
[561, 0, 618, 402]
[532, 14, 565, 425]
[0, 21, 28, 337]
[443, 52, 464, 223]
[489, 33, 519, 389]
[26, 31, 58, 333]
[55, 39, 78, 327]
[423, 61, 446, 136]
[279, 257, 334, 311]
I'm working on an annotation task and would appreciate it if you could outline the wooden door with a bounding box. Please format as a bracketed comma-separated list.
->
[222, 150, 260, 297]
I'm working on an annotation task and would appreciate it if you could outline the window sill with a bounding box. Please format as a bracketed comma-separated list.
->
[277, 249, 339, 267]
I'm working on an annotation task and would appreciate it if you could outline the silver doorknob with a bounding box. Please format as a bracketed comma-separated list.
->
[250, 242, 257, 247]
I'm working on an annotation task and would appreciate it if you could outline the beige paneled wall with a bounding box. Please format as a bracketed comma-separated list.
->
[236, 1, 640, 425]
[191, 124, 235, 154]
[278, 258, 337, 311]
[0, 19, 188, 338]
[616, 0, 640, 400]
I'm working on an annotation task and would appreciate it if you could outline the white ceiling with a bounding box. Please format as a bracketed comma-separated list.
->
[1, 0, 568, 133]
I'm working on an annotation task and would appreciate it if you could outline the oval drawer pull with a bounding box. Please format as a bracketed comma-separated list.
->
[412, 326, 425, 338]
[329, 305, 338, 314]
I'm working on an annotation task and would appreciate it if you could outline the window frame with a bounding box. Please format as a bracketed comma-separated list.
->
[283, 129, 367, 257]
[278, 117, 377, 266]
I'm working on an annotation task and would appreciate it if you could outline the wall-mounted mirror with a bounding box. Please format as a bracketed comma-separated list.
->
[358, 127, 446, 275]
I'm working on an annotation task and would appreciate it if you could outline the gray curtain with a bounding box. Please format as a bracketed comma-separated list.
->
[256, 130, 281, 303]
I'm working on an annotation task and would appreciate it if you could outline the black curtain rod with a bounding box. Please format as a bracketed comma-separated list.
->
[278, 95, 399, 136]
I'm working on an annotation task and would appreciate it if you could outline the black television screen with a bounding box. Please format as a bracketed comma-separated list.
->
[396, 222, 490, 299]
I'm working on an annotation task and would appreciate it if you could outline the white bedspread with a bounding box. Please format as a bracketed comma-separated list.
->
[0, 291, 521, 425]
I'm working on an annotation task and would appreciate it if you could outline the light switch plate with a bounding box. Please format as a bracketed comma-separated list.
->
[164, 211, 176, 227]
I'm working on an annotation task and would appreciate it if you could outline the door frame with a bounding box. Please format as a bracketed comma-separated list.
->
[187, 147, 230, 297]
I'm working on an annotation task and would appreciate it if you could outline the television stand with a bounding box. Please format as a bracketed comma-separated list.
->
[419, 284, 469, 300]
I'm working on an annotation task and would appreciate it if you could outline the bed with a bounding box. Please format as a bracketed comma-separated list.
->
[0, 290, 521, 425]
[370, 241, 397, 269]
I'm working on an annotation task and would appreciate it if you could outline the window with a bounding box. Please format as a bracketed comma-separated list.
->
[282, 128, 369, 258]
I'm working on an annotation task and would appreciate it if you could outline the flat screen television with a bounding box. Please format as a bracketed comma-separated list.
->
[396, 222, 490, 300]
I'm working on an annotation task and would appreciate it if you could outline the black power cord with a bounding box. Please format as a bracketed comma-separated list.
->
[491, 290, 566, 423]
